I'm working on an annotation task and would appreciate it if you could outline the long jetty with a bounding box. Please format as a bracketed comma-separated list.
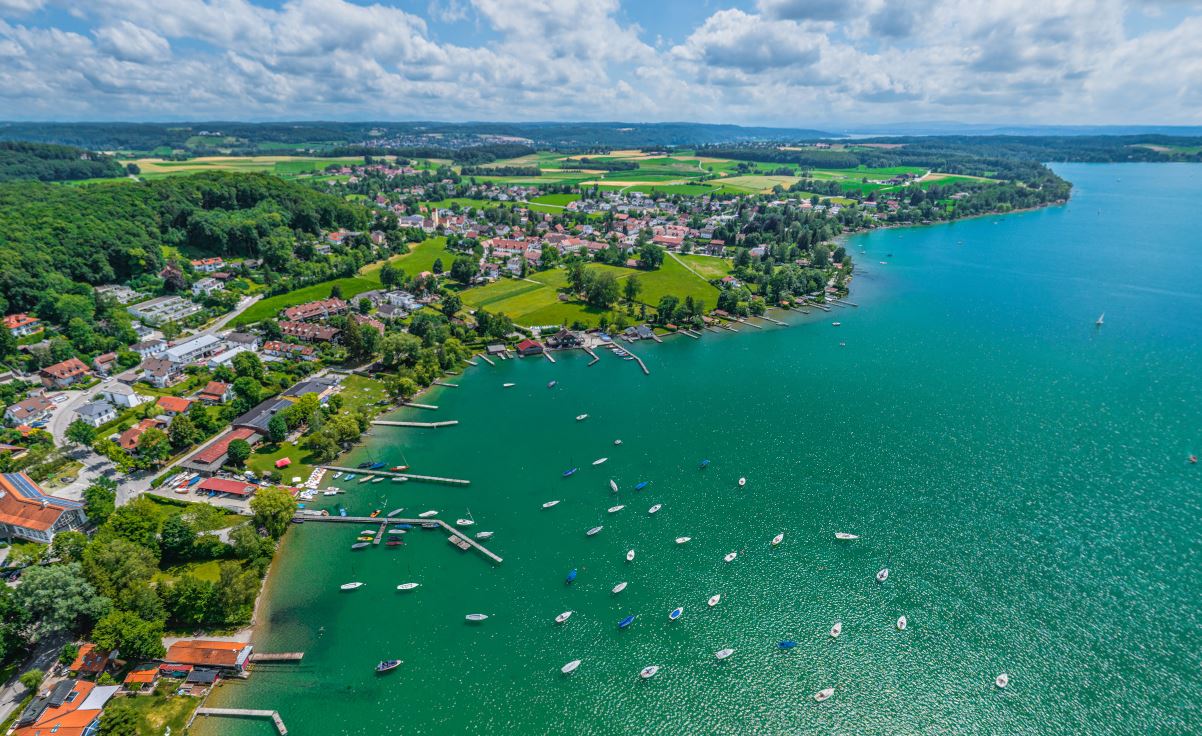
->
[249, 652, 304, 662]
[371, 420, 458, 428]
[612, 344, 649, 375]
[296, 514, 502, 563]
[195, 709, 288, 735]
[478, 354, 496, 366]
[403, 402, 438, 410]
[321, 465, 470, 485]
[582, 346, 599, 366]
[434, 380, 459, 387]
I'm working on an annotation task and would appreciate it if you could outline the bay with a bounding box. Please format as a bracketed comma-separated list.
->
[199, 163, 1202, 735]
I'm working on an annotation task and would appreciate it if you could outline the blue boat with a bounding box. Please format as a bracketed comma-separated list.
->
[357, 461, 373, 469]
[337, 505, 348, 517]
[563, 468, 578, 477]
[778, 640, 798, 650]
[634, 481, 649, 490]
[565, 568, 578, 584]
[668, 607, 683, 621]
[187, 475, 202, 486]
[618, 615, 636, 629]
[699, 459, 711, 469]
[395, 524, 413, 529]
[368, 462, 386, 470]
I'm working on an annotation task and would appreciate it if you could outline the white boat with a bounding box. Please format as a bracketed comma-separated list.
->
[897, 615, 908, 630]
[876, 568, 890, 583]
[576, 414, 588, 421]
[612, 581, 628, 594]
[419, 510, 439, 518]
[593, 457, 608, 465]
[555, 611, 573, 624]
[831, 321, 842, 327]
[456, 518, 475, 526]
[372, 477, 384, 484]
[465, 613, 489, 622]
[723, 552, 737, 563]
[814, 687, 834, 702]
[639, 665, 659, 679]
[360, 529, 376, 535]
[323, 491, 337, 496]
[771, 533, 784, 546]
[503, 383, 515, 388]
[1096, 313, 1104, 327]
[340, 582, 365, 590]
[995, 673, 1009, 688]
[333, 471, 342, 479]
[708, 594, 721, 607]
[396, 583, 420, 591]
[835, 532, 860, 540]
[626, 549, 635, 562]
[561, 659, 581, 675]
[614, 439, 622, 445]
[737, 477, 746, 487]
[675, 536, 691, 544]
[542, 500, 561, 508]
[586, 525, 604, 536]
[609, 479, 619, 493]
[475, 531, 494, 540]
[608, 505, 625, 513]
[830, 621, 842, 638]
[648, 504, 662, 514]
[715, 648, 735, 660]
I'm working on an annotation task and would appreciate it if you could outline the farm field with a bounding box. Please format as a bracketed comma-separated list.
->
[130, 155, 364, 178]
[711, 175, 800, 193]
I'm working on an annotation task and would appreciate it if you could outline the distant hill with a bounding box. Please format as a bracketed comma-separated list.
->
[0, 141, 126, 182]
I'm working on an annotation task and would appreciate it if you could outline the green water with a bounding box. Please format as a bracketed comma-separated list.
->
[201, 164, 1202, 735]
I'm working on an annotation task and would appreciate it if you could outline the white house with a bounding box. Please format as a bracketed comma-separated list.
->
[100, 383, 145, 409]
[75, 400, 117, 428]
[164, 334, 222, 365]
[192, 277, 224, 297]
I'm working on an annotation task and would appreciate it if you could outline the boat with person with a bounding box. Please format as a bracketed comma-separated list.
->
[897, 616, 908, 630]
[830, 622, 842, 638]
[397, 583, 420, 591]
[814, 688, 835, 702]
[699, 459, 710, 469]
[715, 648, 734, 661]
[340, 582, 365, 590]
[555, 611, 573, 624]
[576, 414, 588, 421]
[614, 439, 622, 445]
[996, 673, 1010, 688]
[618, 614, 636, 629]
[562, 468, 578, 477]
[608, 505, 625, 513]
[668, 607, 683, 621]
[835, 532, 860, 540]
[586, 526, 603, 536]
[612, 581, 628, 594]
[609, 479, 619, 492]
[561, 659, 581, 675]
[626, 549, 635, 561]
[375, 659, 402, 674]
[876, 568, 890, 583]
[771, 533, 784, 546]
[675, 537, 691, 544]
[465, 614, 489, 622]
[542, 500, 561, 509]
[724, 552, 737, 563]
[738, 477, 746, 487]
[547, 380, 557, 389]
[639, 666, 659, 679]
[708, 594, 721, 607]
[648, 504, 662, 514]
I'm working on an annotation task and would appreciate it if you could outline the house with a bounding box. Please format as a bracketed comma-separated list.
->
[196, 477, 258, 498]
[282, 375, 342, 403]
[232, 398, 291, 433]
[99, 383, 145, 409]
[281, 297, 348, 322]
[376, 303, 407, 320]
[190, 257, 225, 272]
[164, 334, 222, 365]
[12, 679, 116, 736]
[3, 313, 42, 337]
[40, 357, 91, 388]
[486, 344, 507, 356]
[156, 395, 193, 416]
[140, 357, 182, 388]
[516, 338, 544, 356]
[180, 427, 261, 474]
[223, 332, 261, 351]
[68, 643, 117, 678]
[198, 381, 233, 404]
[118, 418, 167, 452]
[279, 321, 339, 342]
[0, 472, 88, 543]
[127, 295, 202, 326]
[130, 338, 166, 358]
[192, 277, 224, 296]
[74, 400, 117, 428]
[206, 345, 253, 371]
[262, 340, 317, 362]
[351, 313, 385, 334]
[91, 352, 119, 376]
[4, 396, 54, 427]
[122, 665, 160, 693]
[164, 639, 254, 673]
[385, 291, 421, 311]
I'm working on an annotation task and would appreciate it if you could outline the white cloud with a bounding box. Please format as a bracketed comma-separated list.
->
[93, 20, 169, 63]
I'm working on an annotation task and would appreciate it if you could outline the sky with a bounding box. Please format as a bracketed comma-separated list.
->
[1, 0, 1201, 126]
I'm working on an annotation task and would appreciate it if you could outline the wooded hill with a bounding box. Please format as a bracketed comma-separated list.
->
[0, 141, 125, 182]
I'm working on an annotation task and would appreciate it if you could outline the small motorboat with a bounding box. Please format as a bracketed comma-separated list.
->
[369, 462, 386, 470]
[614, 439, 622, 445]
[561, 659, 581, 675]
[830, 622, 842, 638]
[555, 611, 573, 624]
[357, 461, 373, 469]
[668, 607, 683, 621]
[593, 457, 608, 465]
[390, 465, 409, 472]
[723, 552, 737, 563]
[392, 478, 406, 484]
[375, 659, 402, 674]
[612, 581, 628, 594]
[372, 477, 384, 484]
[358, 476, 372, 484]
[357, 535, 374, 542]
[563, 468, 578, 477]
[333, 471, 343, 479]
[814, 687, 834, 702]
[503, 383, 515, 388]
[340, 582, 365, 590]
[699, 459, 710, 469]
[323, 491, 337, 496]
[542, 500, 561, 508]
[456, 518, 475, 526]
[475, 531, 494, 540]
[639, 665, 659, 679]
[876, 568, 890, 583]
[1188, 454, 1198, 464]
[361, 529, 377, 535]
[778, 640, 798, 650]
[465, 613, 489, 622]
[835, 532, 860, 540]
[419, 510, 439, 518]
[385, 539, 404, 548]
[576, 414, 588, 421]
[370, 510, 381, 518]
[387, 508, 404, 517]
[388, 529, 407, 535]
[648, 504, 662, 514]
[350, 542, 369, 550]
[771, 533, 784, 546]
[715, 648, 734, 660]
[737, 477, 746, 487]
[831, 321, 842, 327]
[609, 479, 619, 493]
[626, 549, 635, 562]
[396, 583, 420, 591]
[675, 536, 691, 544]
[618, 614, 636, 629]
[586, 526, 603, 536]
[547, 380, 557, 389]
[565, 569, 578, 584]
[996, 673, 1010, 688]
[634, 481, 649, 490]
[344, 474, 355, 481]
[897, 616, 908, 631]
[609, 505, 625, 513]
[708, 594, 721, 607]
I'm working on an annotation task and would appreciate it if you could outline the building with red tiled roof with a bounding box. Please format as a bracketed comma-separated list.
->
[68, 643, 116, 677]
[198, 381, 232, 403]
[182, 427, 260, 473]
[3, 396, 54, 427]
[516, 338, 544, 356]
[281, 297, 348, 322]
[118, 418, 167, 451]
[262, 341, 317, 361]
[12, 679, 116, 736]
[164, 640, 253, 672]
[3, 313, 42, 337]
[156, 395, 193, 415]
[39, 357, 91, 388]
[0, 472, 87, 543]
[280, 321, 340, 342]
[196, 477, 258, 497]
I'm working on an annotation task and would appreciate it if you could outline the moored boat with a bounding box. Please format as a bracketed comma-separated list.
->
[390, 465, 409, 472]
[612, 581, 628, 594]
[340, 582, 365, 590]
[814, 687, 834, 702]
[547, 380, 557, 388]
[715, 648, 734, 660]
[375, 659, 402, 674]
[371, 477, 384, 484]
[593, 457, 608, 465]
[561, 659, 581, 675]
[562, 468, 578, 477]
[418, 510, 439, 518]
[778, 640, 798, 650]
[542, 500, 560, 509]
[555, 610, 573, 624]
[586, 525, 603, 536]
[475, 531, 494, 540]
[634, 481, 649, 490]
[387, 508, 404, 517]
[333, 471, 343, 479]
[708, 594, 721, 607]
[388, 529, 406, 535]
[609, 479, 619, 493]
[456, 518, 475, 526]
[350, 542, 369, 550]
[503, 383, 515, 388]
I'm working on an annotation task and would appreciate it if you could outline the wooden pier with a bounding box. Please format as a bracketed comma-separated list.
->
[295, 514, 502, 563]
[321, 466, 470, 485]
[465, 358, 479, 366]
[737, 318, 764, 329]
[249, 652, 304, 662]
[195, 709, 288, 735]
[758, 314, 787, 326]
[371, 420, 458, 428]
[543, 351, 556, 363]
[582, 346, 599, 366]
[678, 329, 701, 339]
[434, 380, 459, 387]
[478, 354, 496, 366]
[616, 345, 649, 375]
[403, 402, 438, 410]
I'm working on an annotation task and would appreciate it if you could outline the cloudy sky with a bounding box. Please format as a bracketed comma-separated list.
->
[1, 0, 1200, 126]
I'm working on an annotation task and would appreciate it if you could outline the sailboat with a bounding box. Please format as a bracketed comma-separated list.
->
[609, 505, 625, 513]
[1096, 313, 1104, 327]
[542, 500, 561, 508]
[648, 504, 662, 514]
[771, 533, 784, 546]
[876, 568, 890, 583]
[612, 581, 628, 594]
[897, 615, 908, 631]
[340, 582, 365, 590]
[626, 549, 635, 561]
[586, 525, 604, 536]
[995, 673, 1010, 688]
[396, 583, 420, 591]
[723, 551, 737, 563]
[465, 613, 489, 622]
[707, 594, 721, 607]
[639, 665, 659, 679]
[829, 621, 842, 638]
[555, 611, 573, 624]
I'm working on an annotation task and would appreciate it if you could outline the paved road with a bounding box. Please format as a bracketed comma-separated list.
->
[0, 634, 68, 726]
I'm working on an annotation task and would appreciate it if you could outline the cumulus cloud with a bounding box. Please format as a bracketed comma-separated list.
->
[93, 21, 169, 63]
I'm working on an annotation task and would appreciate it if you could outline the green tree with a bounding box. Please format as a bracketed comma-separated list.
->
[623, 274, 642, 306]
[98, 697, 139, 736]
[82, 478, 117, 525]
[18, 668, 44, 693]
[12, 563, 110, 640]
[167, 413, 200, 450]
[267, 413, 288, 443]
[65, 419, 96, 447]
[226, 438, 251, 466]
[584, 270, 620, 309]
[162, 574, 215, 628]
[432, 257, 444, 274]
[232, 350, 264, 380]
[209, 561, 259, 625]
[82, 536, 159, 599]
[0, 587, 30, 664]
[90, 610, 166, 661]
[137, 427, 170, 465]
[250, 486, 297, 539]
[104, 499, 162, 549]
[638, 243, 665, 269]
[440, 292, 462, 318]
[50, 530, 88, 562]
[159, 515, 196, 563]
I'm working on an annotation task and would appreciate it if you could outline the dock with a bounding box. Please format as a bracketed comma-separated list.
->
[295, 514, 502, 563]
[371, 420, 458, 428]
[434, 380, 459, 388]
[478, 354, 496, 366]
[613, 345, 649, 375]
[543, 351, 556, 363]
[758, 314, 787, 326]
[448, 535, 471, 551]
[737, 318, 764, 329]
[582, 346, 599, 366]
[321, 466, 470, 485]
[403, 402, 438, 410]
[249, 652, 304, 662]
[373, 522, 386, 545]
[678, 329, 701, 339]
[195, 709, 288, 735]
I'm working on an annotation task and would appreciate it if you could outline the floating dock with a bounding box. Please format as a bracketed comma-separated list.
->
[434, 380, 459, 387]
[371, 420, 458, 428]
[402, 402, 438, 410]
[478, 354, 496, 366]
[249, 652, 304, 662]
[195, 709, 287, 735]
[321, 466, 470, 485]
[296, 514, 501, 563]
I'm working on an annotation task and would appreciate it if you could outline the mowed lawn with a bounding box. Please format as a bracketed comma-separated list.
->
[674, 253, 733, 280]
[363, 236, 461, 278]
[712, 175, 801, 193]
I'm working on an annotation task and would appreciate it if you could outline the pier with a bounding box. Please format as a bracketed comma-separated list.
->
[478, 354, 496, 366]
[464, 358, 479, 366]
[543, 351, 556, 363]
[295, 514, 502, 563]
[195, 709, 288, 735]
[249, 652, 305, 662]
[371, 420, 458, 428]
[611, 344, 649, 375]
[403, 401, 439, 410]
[582, 346, 599, 366]
[321, 465, 470, 485]
[679, 329, 701, 339]
[758, 314, 787, 326]
[434, 380, 459, 387]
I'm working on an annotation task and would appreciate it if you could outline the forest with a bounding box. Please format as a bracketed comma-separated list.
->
[0, 142, 126, 182]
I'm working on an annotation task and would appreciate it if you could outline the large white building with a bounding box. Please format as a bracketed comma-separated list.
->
[128, 296, 202, 326]
[164, 334, 223, 365]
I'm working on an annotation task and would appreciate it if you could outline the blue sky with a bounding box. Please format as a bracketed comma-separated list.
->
[1, 0, 1200, 125]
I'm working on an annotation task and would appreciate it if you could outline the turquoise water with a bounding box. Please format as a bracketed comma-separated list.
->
[201, 164, 1202, 735]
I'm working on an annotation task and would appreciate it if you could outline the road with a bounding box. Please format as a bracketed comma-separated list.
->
[0, 634, 68, 726]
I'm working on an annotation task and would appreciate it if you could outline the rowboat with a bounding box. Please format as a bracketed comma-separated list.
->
[340, 582, 365, 590]
[503, 383, 515, 388]
[715, 648, 734, 660]
[634, 481, 649, 490]
[396, 583, 420, 591]
[723, 552, 737, 563]
[593, 457, 608, 465]
[699, 459, 710, 469]
[419, 510, 439, 518]
[360, 529, 376, 535]
[357, 535, 373, 542]
[542, 500, 560, 508]
[625, 549, 635, 562]
[547, 381, 557, 389]
[371, 477, 384, 484]
[565, 568, 577, 584]
[390, 465, 409, 472]
[995, 673, 1009, 688]
[388, 529, 406, 535]
[332, 472, 342, 479]
[778, 640, 798, 650]
[386, 508, 404, 517]
[375, 659, 402, 674]
[668, 607, 683, 621]
[465, 613, 489, 622]
[561, 659, 581, 674]
[830, 622, 842, 638]
[576, 414, 588, 421]
[350, 542, 369, 550]
[562, 468, 578, 477]
[618, 614, 636, 629]
[708, 594, 721, 607]
[675, 536, 691, 544]
[876, 568, 890, 583]
[814, 688, 834, 702]
[609, 479, 619, 493]
[648, 504, 662, 514]
[555, 611, 573, 624]
[586, 526, 603, 536]
[369, 510, 381, 517]
[771, 533, 784, 546]
[456, 518, 475, 526]
[897, 616, 908, 630]
[385, 540, 404, 547]
[358, 476, 372, 484]
[612, 581, 628, 594]
[639, 665, 659, 679]
[608, 505, 625, 513]
[835, 532, 860, 540]
[475, 531, 494, 540]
